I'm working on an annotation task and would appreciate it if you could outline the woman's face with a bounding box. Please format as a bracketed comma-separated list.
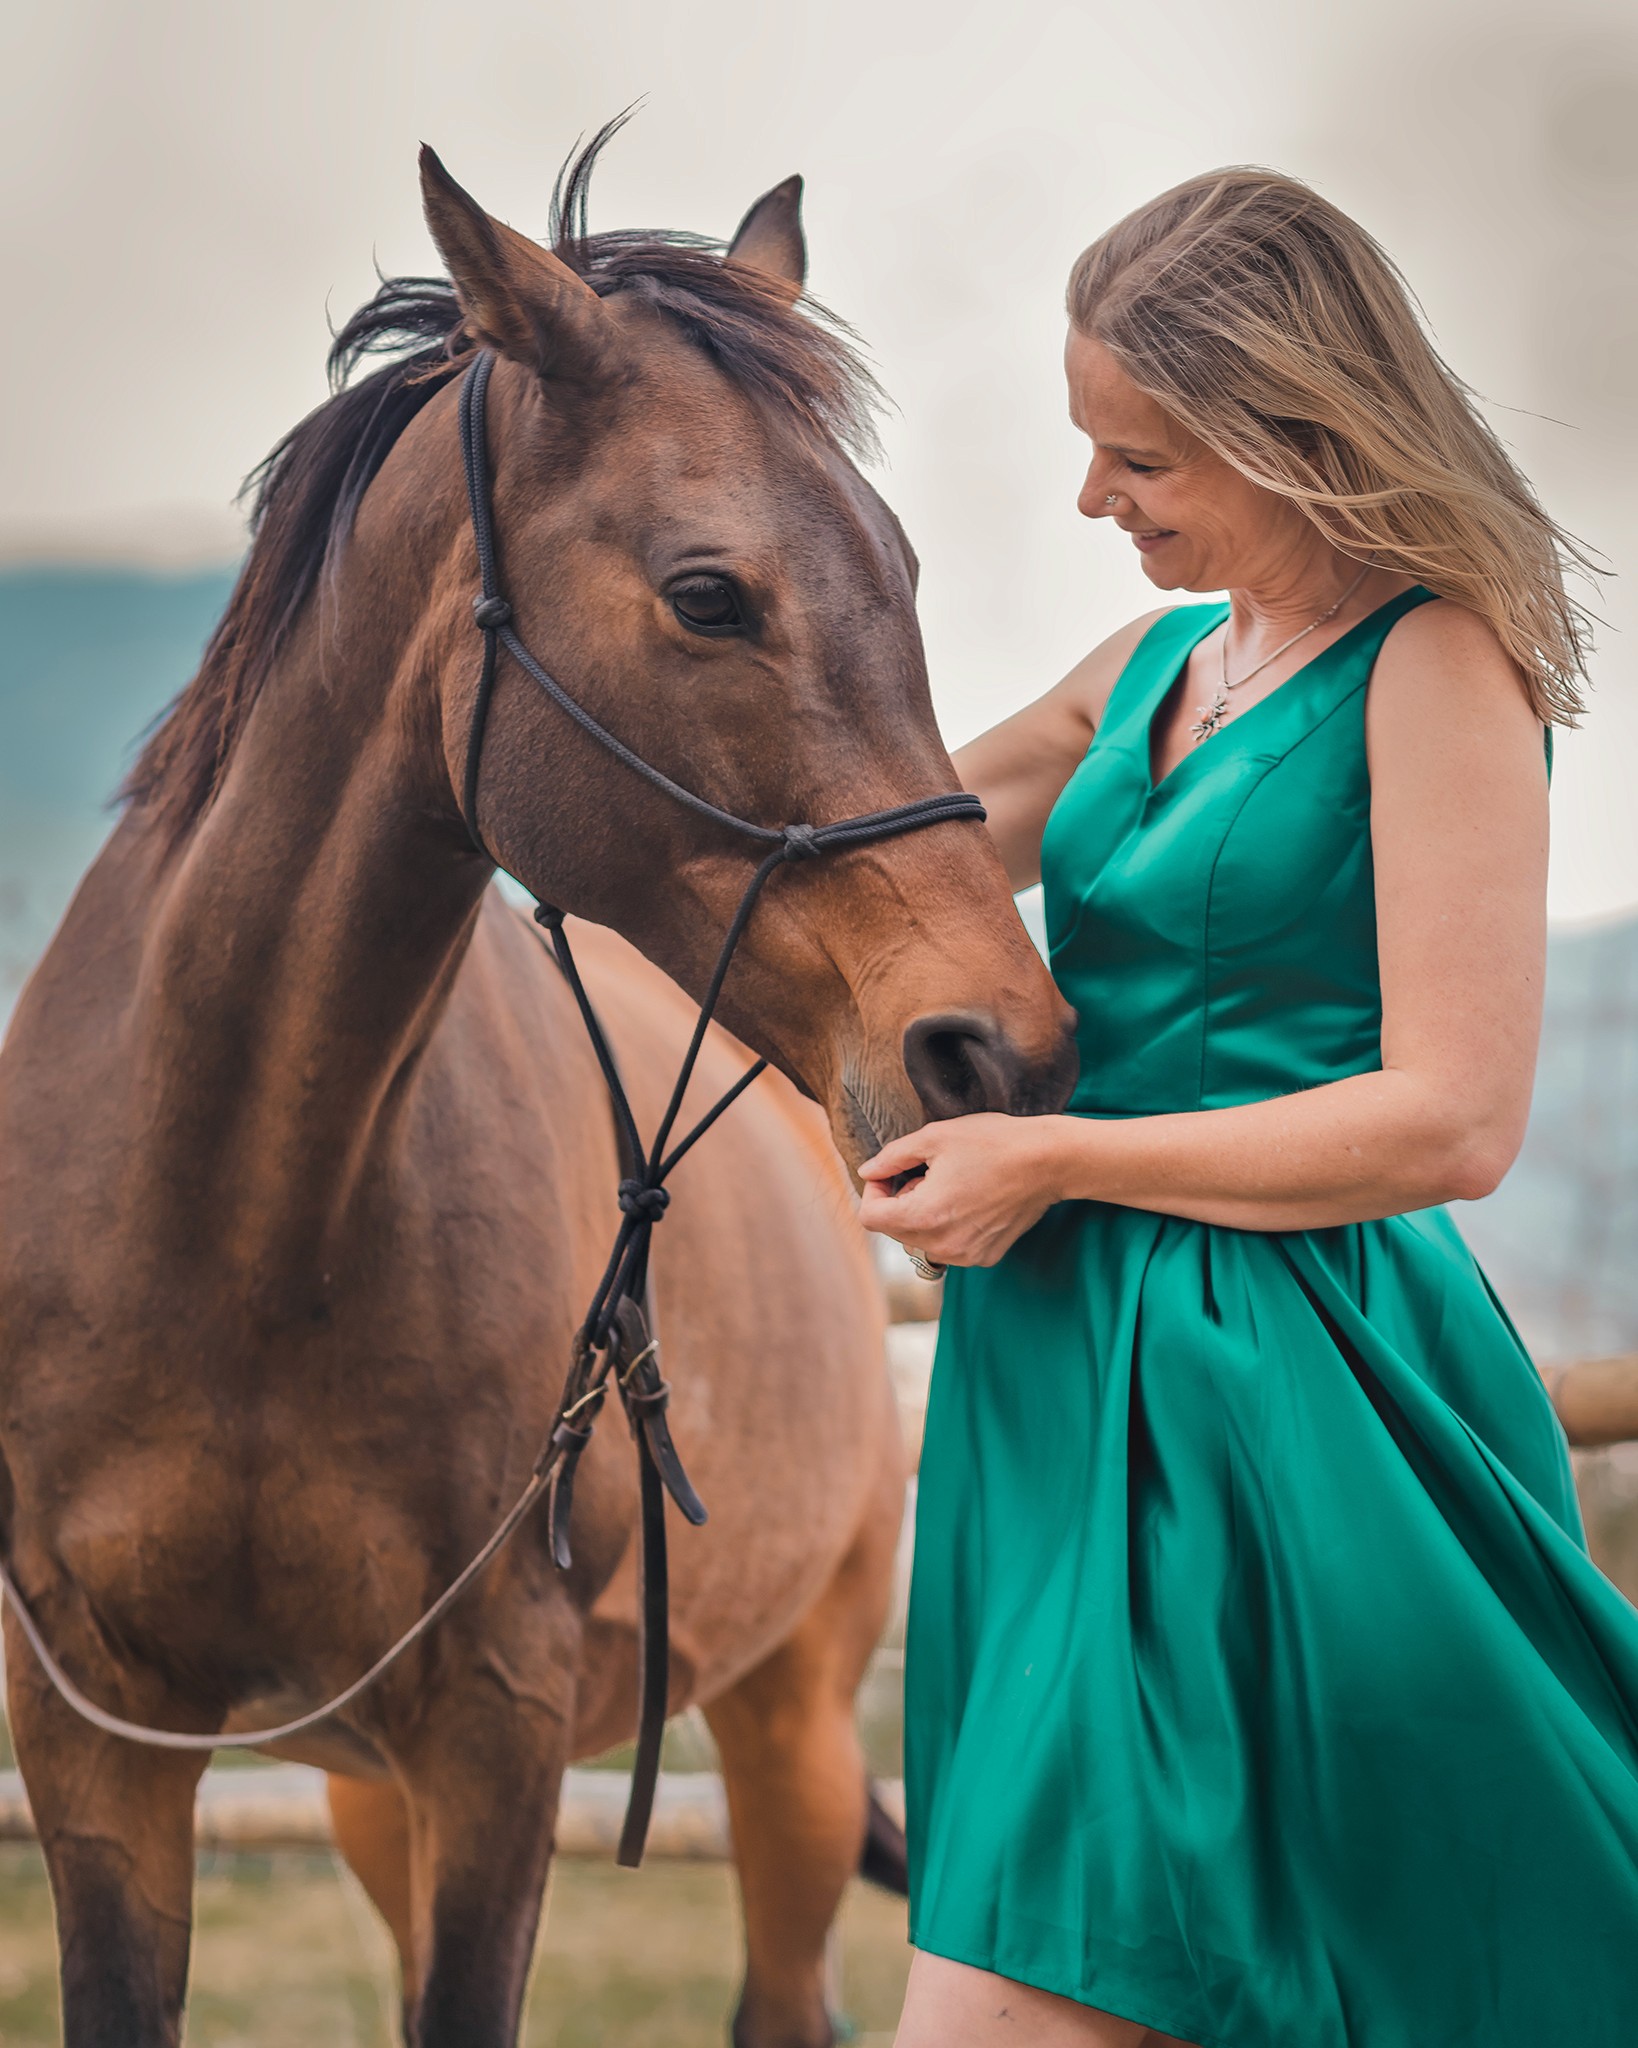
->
[1064, 327, 1313, 593]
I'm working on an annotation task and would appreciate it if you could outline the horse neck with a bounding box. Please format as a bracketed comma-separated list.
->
[129, 470, 490, 1277]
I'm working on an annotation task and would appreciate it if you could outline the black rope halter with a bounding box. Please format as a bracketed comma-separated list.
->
[455, 349, 984, 1864]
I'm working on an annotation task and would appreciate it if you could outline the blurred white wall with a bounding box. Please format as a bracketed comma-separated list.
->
[1, 0, 1633, 919]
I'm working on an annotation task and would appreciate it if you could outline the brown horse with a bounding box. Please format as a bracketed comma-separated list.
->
[0, 133, 1075, 2048]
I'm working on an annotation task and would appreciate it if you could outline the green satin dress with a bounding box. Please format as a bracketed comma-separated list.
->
[905, 591, 1638, 2047]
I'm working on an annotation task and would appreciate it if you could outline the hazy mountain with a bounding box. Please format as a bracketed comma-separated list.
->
[1461, 916, 1638, 1360]
[0, 566, 234, 1005]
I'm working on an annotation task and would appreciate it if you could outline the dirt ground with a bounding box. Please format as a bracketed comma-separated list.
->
[0, 1841, 913, 2046]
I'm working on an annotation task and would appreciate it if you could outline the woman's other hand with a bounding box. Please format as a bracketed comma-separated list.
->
[858, 1114, 1072, 1267]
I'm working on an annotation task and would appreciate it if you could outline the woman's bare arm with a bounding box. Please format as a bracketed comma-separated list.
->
[861, 601, 1549, 1260]
[954, 611, 1169, 888]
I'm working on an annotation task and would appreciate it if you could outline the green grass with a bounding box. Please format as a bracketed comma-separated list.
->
[0, 1843, 911, 2047]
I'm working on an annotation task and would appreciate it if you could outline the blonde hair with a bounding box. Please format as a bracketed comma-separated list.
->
[1067, 168, 1596, 724]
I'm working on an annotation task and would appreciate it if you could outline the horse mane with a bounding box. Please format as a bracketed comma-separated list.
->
[122, 117, 882, 843]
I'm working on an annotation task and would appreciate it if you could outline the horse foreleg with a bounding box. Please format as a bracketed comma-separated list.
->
[4, 1615, 206, 2048]
[704, 1454, 903, 2048]
[389, 1610, 578, 2048]
[328, 1772, 421, 2021]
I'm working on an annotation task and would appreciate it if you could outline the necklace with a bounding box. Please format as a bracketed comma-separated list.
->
[1190, 566, 1372, 743]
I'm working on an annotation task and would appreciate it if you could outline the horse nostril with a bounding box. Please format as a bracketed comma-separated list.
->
[903, 1012, 1020, 1121]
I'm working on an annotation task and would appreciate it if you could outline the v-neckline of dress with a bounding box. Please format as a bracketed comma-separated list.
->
[1143, 589, 1423, 798]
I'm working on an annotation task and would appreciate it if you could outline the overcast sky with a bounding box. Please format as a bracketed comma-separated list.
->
[3, 0, 1635, 921]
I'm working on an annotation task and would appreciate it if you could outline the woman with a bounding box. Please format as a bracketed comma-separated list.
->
[861, 169, 1638, 2048]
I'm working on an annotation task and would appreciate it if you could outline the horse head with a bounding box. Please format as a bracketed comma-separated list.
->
[409, 140, 1076, 1161]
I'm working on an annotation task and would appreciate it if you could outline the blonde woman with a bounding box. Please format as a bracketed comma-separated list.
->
[861, 171, 1638, 2047]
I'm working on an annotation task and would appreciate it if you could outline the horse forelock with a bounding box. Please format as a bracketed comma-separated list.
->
[121, 119, 883, 849]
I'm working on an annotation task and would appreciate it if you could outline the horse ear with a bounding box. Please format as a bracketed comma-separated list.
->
[418, 145, 617, 383]
[725, 175, 806, 304]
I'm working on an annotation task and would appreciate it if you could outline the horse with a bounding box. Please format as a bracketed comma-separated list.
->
[0, 130, 1076, 2048]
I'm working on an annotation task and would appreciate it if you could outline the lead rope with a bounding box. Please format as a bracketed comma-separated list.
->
[0, 347, 985, 1870]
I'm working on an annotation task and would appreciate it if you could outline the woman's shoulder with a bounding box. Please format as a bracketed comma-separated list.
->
[1062, 603, 1214, 730]
[1372, 595, 1540, 727]
[1368, 594, 1547, 788]
[1379, 589, 1507, 653]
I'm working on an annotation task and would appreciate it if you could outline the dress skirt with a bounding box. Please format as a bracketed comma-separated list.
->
[905, 1197, 1638, 2048]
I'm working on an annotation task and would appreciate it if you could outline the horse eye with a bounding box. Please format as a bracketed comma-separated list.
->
[669, 575, 745, 636]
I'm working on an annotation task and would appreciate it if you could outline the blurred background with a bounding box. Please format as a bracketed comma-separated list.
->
[2, 0, 1636, 2039]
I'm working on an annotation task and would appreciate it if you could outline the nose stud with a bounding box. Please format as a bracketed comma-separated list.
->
[1105, 493, 1118, 506]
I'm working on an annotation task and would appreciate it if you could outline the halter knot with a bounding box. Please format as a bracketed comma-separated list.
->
[472, 594, 513, 630]
[780, 822, 822, 861]
[617, 1179, 671, 1223]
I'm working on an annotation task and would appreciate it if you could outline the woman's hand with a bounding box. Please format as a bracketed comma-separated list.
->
[858, 1114, 1073, 1268]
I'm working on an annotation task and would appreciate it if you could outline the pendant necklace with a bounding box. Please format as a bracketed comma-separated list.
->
[1191, 566, 1372, 744]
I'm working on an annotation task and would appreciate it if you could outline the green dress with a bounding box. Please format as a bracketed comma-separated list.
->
[906, 591, 1638, 2047]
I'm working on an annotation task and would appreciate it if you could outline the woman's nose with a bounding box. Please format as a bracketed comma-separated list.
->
[1078, 466, 1120, 521]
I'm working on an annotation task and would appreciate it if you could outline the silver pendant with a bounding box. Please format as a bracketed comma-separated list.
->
[1191, 693, 1228, 742]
